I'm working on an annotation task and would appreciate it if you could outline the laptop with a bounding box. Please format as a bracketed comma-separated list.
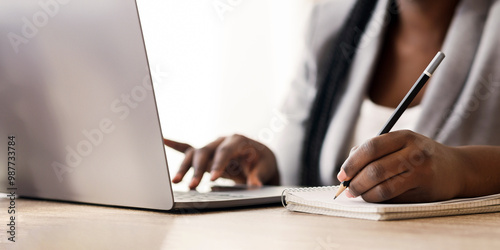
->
[0, 0, 285, 210]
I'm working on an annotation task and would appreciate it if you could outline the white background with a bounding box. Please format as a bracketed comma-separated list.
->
[137, 0, 313, 182]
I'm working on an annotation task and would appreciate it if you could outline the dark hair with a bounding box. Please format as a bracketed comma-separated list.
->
[300, 0, 380, 186]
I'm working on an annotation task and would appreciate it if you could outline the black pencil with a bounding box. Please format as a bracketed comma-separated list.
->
[334, 51, 446, 200]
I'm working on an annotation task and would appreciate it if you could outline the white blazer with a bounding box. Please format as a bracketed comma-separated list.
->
[274, 0, 500, 186]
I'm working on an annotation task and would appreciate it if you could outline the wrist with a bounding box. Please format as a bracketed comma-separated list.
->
[450, 146, 473, 198]
[451, 145, 500, 198]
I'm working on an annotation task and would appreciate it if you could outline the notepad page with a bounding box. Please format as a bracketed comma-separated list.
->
[284, 186, 500, 214]
[286, 202, 500, 220]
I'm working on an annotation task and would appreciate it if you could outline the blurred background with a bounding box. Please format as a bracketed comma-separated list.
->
[137, 0, 313, 183]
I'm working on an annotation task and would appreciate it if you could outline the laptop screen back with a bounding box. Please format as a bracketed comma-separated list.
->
[0, 0, 174, 210]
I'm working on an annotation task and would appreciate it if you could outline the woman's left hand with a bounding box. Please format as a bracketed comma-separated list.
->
[337, 130, 466, 203]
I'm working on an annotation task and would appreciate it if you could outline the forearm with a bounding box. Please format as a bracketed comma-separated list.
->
[456, 145, 500, 198]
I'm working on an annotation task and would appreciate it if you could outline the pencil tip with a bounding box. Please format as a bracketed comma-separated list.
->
[333, 196, 337, 200]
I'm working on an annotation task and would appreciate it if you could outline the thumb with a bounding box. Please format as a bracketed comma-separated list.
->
[163, 138, 192, 153]
[246, 167, 263, 187]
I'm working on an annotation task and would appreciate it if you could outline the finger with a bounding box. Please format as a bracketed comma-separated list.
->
[163, 138, 192, 153]
[384, 187, 433, 203]
[339, 130, 416, 182]
[172, 148, 195, 183]
[246, 169, 263, 186]
[189, 148, 211, 189]
[246, 162, 264, 187]
[360, 173, 418, 203]
[210, 135, 248, 181]
[348, 147, 415, 197]
[190, 138, 225, 189]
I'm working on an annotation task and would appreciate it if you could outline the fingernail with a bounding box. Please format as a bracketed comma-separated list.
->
[189, 178, 199, 189]
[346, 190, 355, 198]
[337, 169, 347, 182]
[349, 146, 358, 155]
[210, 171, 219, 181]
[172, 174, 181, 183]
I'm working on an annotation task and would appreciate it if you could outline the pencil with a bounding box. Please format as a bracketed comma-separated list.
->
[333, 51, 446, 200]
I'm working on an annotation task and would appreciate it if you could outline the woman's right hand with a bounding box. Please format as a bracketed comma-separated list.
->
[164, 135, 280, 189]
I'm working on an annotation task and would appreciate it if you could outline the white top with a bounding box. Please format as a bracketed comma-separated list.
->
[349, 98, 423, 149]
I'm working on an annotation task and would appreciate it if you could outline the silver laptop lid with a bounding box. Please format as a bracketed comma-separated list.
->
[0, 0, 174, 210]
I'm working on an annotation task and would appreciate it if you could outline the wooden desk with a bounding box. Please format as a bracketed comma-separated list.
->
[1, 198, 500, 249]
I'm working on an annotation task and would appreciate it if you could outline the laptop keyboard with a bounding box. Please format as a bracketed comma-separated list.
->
[173, 191, 249, 202]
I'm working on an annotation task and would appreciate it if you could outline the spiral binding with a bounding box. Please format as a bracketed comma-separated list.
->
[281, 186, 339, 208]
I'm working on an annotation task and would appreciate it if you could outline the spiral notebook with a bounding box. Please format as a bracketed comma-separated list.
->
[282, 186, 500, 221]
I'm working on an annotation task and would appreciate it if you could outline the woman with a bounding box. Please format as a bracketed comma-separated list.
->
[164, 0, 500, 203]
